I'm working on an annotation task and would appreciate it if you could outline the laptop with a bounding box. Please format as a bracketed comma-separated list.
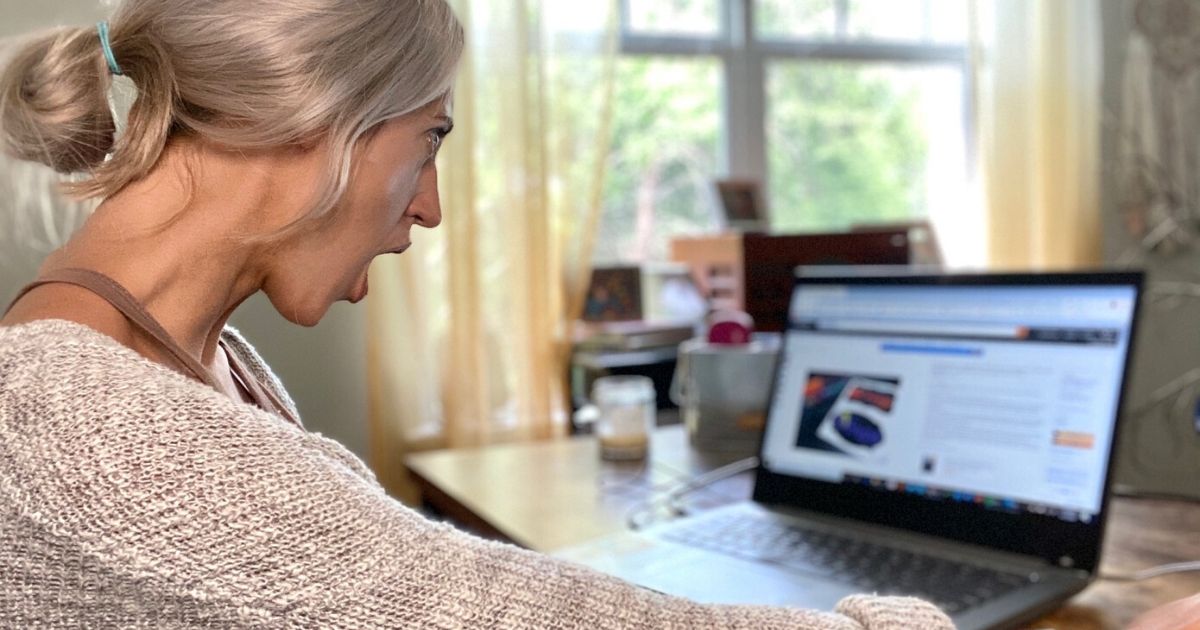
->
[556, 270, 1144, 630]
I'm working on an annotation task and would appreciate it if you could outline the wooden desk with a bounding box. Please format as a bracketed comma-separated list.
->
[407, 425, 752, 552]
[405, 426, 1200, 629]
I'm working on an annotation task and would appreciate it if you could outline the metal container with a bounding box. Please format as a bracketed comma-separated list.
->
[670, 333, 781, 455]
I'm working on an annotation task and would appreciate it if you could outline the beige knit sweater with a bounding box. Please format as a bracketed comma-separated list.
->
[0, 319, 955, 629]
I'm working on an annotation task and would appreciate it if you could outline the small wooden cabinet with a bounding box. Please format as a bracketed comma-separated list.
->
[669, 233, 744, 313]
[670, 228, 925, 332]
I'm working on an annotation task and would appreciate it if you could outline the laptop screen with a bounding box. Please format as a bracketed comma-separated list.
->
[753, 272, 1142, 571]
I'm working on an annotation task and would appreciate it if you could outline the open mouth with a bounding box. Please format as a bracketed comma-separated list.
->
[349, 244, 413, 303]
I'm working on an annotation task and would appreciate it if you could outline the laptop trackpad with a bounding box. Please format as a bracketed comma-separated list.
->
[560, 534, 858, 610]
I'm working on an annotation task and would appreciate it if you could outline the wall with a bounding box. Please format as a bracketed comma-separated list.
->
[1101, 0, 1200, 498]
[0, 1, 369, 458]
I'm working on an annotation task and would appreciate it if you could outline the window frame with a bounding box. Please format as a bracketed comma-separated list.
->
[617, 0, 974, 227]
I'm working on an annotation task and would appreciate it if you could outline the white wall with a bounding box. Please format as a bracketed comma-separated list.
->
[0, 0, 369, 458]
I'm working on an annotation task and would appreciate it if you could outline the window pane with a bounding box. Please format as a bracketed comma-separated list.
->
[755, 0, 838, 39]
[846, 0, 927, 42]
[757, 0, 967, 43]
[597, 58, 721, 264]
[627, 0, 722, 37]
[927, 0, 968, 44]
[766, 62, 967, 233]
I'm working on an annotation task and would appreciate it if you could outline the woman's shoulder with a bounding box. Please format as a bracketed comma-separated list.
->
[0, 318, 302, 490]
[0, 318, 180, 393]
[0, 318, 377, 486]
[0, 317, 132, 357]
[0, 322, 391, 626]
[0, 319, 292, 436]
[0, 319, 293, 417]
[2, 317, 205, 387]
[0, 319, 376, 513]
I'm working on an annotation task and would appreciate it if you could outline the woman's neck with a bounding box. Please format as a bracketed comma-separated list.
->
[36, 137, 311, 367]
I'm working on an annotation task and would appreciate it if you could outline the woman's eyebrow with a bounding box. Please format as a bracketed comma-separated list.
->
[433, 115, 454, 134]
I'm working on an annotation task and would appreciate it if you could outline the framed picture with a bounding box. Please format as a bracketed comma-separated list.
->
[715, 178, 767, 232]
[582, 266, 643, 322]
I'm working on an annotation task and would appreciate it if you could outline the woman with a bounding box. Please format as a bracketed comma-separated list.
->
[0, 1, 953, 627]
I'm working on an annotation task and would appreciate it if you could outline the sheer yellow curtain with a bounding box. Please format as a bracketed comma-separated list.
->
[366, 1, 616, 499]
[974, 0, 1103, 269]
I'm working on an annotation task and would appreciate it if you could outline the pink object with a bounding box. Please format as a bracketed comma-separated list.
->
[707, 310, 755, 345]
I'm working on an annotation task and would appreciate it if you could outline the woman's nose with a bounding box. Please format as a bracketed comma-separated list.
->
[409, 165, 442, 229]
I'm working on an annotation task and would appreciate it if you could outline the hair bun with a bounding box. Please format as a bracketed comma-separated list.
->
[0, 26, 116, 174]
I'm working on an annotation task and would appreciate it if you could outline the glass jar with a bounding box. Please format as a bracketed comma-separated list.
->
[592, 375, 656, 461]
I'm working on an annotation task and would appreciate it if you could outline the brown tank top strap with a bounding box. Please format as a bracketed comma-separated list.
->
[6, 268, 300, 427]
[8, 268, 222, 391]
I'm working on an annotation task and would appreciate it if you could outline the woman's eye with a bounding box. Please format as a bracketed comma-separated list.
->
[426, 130, 443, 160]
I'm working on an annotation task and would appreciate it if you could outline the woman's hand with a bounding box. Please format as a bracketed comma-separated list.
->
[1129, 593, 1200, 630]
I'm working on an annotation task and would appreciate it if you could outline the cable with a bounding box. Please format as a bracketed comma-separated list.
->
[662, 456, 760, 515]
[1100, 561, 1200, 582]
[625, 456, 759, 530]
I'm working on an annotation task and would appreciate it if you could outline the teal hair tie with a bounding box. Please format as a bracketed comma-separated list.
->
[96, 21, 123, 76]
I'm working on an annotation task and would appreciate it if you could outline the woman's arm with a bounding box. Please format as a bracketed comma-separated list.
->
[175, 405, 948, 628]
[4, 334, 952, 629]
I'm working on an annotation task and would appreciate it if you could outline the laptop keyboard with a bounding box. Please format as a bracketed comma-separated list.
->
[660, 513, 1036, 614]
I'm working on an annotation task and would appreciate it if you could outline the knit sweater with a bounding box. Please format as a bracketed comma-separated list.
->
[0, 319, 955, 629]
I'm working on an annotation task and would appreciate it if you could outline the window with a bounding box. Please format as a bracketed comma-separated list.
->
[595, 57, 722, 263]
[627, 0, 722, 36]
[600, 0, 972, 264]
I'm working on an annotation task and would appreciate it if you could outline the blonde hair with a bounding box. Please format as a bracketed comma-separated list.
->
[0, 0, 463, 228]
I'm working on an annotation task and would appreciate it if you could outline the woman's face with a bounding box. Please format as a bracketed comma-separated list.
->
[265, 99, 453, 326]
